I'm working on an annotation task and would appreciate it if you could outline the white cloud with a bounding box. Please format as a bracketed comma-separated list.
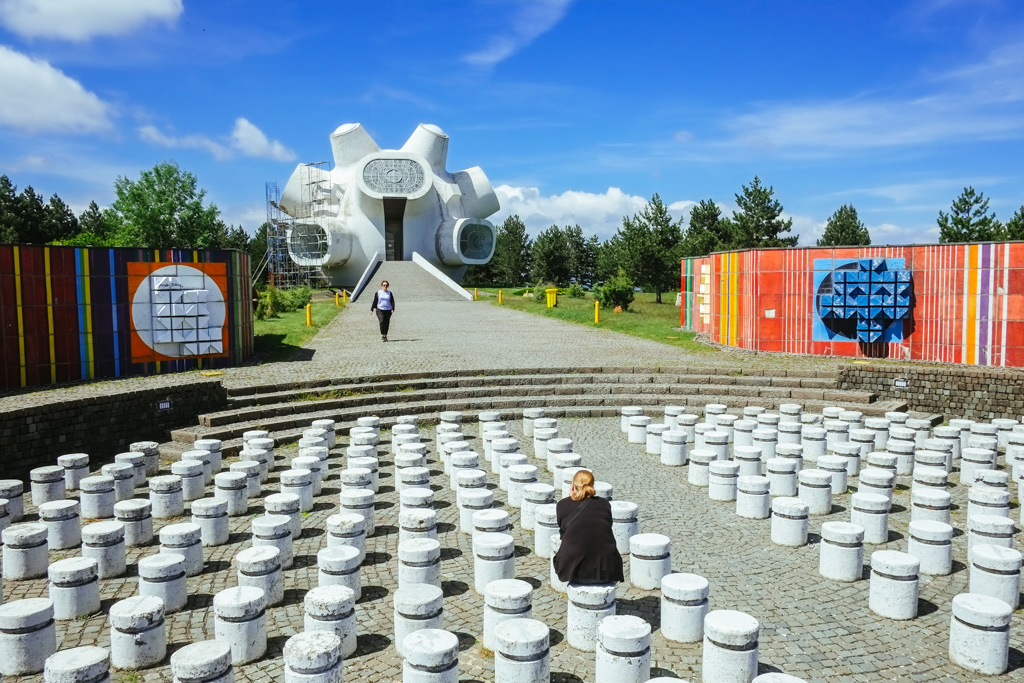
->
[463, 0, 572, 67]
[230, 118, 296, 162]
[0, 0, 182, 41]
[493, 185, 649, 239]
[139, 118, 296, 162]
[0, 45, 111, 133]
[139, 124, 232, 160]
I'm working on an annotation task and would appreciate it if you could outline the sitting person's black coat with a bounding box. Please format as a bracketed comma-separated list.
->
[552, 495, 624, 584]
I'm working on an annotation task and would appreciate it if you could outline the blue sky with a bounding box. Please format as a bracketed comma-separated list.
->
[1, 0, 1023, 245]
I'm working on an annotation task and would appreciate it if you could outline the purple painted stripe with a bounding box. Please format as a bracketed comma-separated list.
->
[978, 244, 991, 364]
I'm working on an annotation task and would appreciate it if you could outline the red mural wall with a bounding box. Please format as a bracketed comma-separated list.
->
[681, 242, 1024, 367]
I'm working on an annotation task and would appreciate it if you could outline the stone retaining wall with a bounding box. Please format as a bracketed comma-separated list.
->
[837, 363, 1024, 420]
[0, 378, 227, 483]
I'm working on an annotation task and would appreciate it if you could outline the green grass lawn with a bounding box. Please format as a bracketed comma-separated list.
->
[254, 300, 343, 362]
[489, 289, 712, 352]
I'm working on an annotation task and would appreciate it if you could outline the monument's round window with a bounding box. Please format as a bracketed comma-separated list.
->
[459, 224, 493, 260]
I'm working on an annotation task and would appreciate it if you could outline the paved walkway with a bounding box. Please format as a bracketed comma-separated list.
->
[220, 297, 843, 388]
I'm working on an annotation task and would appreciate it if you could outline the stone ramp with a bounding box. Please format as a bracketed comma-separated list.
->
[355, 260, 470, 303]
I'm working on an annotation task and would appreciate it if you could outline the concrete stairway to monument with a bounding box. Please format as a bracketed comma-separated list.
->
[160, 366, 919, 458]
[356, 260, 471, 303]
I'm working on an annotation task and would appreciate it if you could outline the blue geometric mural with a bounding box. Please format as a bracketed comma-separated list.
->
[813, 258, 913, 343]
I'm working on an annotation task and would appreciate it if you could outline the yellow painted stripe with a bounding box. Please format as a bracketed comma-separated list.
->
[13, 246, 26, 387]
[83, 250, 94, 379]
[966, 244, 977, 365]
[729, 252, 738, 347]
[719, 253, 728, 345]
[193, 250, 199, 263]
[44, 248, 56, 383]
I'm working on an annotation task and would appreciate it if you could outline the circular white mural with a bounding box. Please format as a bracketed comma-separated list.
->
[131, 265, 227, 358]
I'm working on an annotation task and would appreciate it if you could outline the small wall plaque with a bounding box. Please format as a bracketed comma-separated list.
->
[893, 378, 909, 388]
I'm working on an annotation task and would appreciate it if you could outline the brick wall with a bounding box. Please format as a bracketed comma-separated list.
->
[838, 364, 1024, 420]
[0, 378, 227, 483]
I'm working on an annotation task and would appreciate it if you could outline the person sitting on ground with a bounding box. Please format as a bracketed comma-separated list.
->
[553, 469, 624, 585]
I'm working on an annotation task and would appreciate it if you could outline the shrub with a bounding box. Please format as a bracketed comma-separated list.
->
[532, 280, 556, 302]
[566, 282, 586, 298]
[596, 269, 635, 311]
[255, 285, 314, 319]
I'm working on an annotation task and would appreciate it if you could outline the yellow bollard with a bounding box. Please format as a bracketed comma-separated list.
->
[474, 288, 478, 301]
[595, 300, 600, 323]
[305, 303, 312, 327]
[335, 292, 340, 306]
[545, 288, 558, 309]
[343, 290, 348, 303]
[498, 290, 503, 304]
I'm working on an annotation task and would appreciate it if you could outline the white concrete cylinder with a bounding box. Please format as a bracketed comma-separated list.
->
[483, 578, 533, 651]
[912, 466, 948, 495]
[676, 414, 699, 443]
[970, 544, 1022, 609]
[849, 429, 876, 463]
[831, 442, 862, 477]
[191, 498, 229, 546]
[776, 421, 802, 448]
[610, 500, 639, 554]
[283, 630, 343, 683]
[170, 641, 232, 683]
[522, 408, 544, 438]
[402, 628, 459, 683]
[403, 487, 435, 514]
[910, 488, 951, 525]
[858, 468, 894, 509]
[968, 514, 1015, 560]
[268, 492, 305, 539]
[160, 522, 204, 577]
[771, 497, 808, 547]
[948, 592, 1012, 675]
[507, 464, 537, 509]
[326, 513, 367, 563]
[169, 460, 205, 502]
[30, 466, 66, 507]
[114, 452, 147, 488]
[399, 466, 431, 492]
[968, 485, 1010, 522]
[533, 504, 558, 558]
[798, 468, 832, 515]
[394, 583, 444, 657]
[102, 463, 135, 502]
[494, 618, 549, 683]
[627, 416, 651, 444]
[399, 538, 442, 589]
[533, 428, 558, 469]
[81, 520, 126, 578]
[39, 499, 82, 550]
[213, 585, 267, 664]
[709, 461, 740, 502]
[214, 472, 248, 516]
[492, 439, 520, 477]
[236, 546, 284, 607]
[43, 645, 110, 683]
[48, 557, 100, 620]
[475, 508, 511, 535]
[138, 552, 187, 613]
[149, 475, 185, 519]
[851, 492, 889, 545]
[914, 449, 948, 474]
[57, 453, 90, 491]
[886, 440, 915, 476]
[702, 610, 759, 683]
[629, 533, 671, 590]
[688, 449, 715, 487]
[595, 615, 651, 683]
[500, 454, 528, 492]
[79, 475, 115, 519]
[961, 447, 997, 486]
[774, 443, 804, 473]
[734, 445, 763, 477]
[229, 460, 263, 499]
[521, 483, 555, 531]
[736, 476, 770, 519]
[752, 428, 778, 463]
[109, 595, 166, 669]
[252, 514, 293, 570]
[459, 489, 492, 535]
[800, 427, 826, 465]
[304, 585, 357, 658]
[474, 532, 516, 594]
[661, 572, 709, 643]
[346, 457, 378, 494]
[318, 545, 362, 599]
[0, 598, 56, 675]
[820, 521, 864, 582]
[817, 455, 847, 495]
[869, 550, 919, 620]
[192, 439, 223, 477]
[400, 508, 438, 545]
[566, 583, 616, 651]
[766, 458, 798, 497]
[662, 430, 688, 466]
[280, 468, 314, 511]
[906, 520, 954, 576]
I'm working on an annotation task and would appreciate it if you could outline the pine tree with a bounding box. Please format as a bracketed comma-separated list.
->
[731, 176, 797, 249]
[1001, 205, 1024, 241]
[817, 204, 871, 246]
[0, 175, 17, 243]
[611, 193, 684, 303]
[531, 225, 570, 285]
[684, 199, 732, 255]
[493, 215, 532, 286]
[937, 187, 1001, 243]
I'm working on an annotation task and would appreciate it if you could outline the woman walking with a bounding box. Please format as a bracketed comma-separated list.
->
[370, 280, 395, 342]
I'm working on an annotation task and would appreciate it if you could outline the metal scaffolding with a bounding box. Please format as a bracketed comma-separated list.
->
[256, 161, 332, 289]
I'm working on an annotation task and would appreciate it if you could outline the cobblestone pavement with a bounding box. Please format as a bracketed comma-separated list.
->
[5, 413, 1023, 682]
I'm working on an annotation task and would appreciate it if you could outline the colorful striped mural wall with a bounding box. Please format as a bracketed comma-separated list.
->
[681, 242, 1024, 367]
[0, 245, 254, 392]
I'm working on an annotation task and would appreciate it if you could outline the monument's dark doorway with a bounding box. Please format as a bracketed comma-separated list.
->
[383, 197, 406, 261]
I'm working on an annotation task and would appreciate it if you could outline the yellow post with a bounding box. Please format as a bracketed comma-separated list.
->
[335, 292, 340, 306]
[342, 290, 348, 303]
[305, 303, 312, 327]
[498, 290, 503, 304]
[474, 288, 478, 301]
[595, 299, 600, 323]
